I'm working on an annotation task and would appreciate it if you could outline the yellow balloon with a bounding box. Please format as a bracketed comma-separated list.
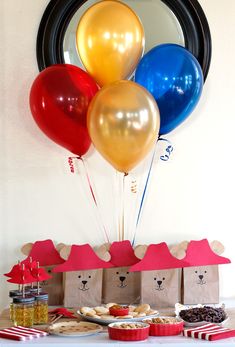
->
[87, 81, 160, 173]
[76, 0, 145, 87]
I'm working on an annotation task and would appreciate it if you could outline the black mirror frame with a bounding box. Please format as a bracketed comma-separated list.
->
[36, 0, 212, 81]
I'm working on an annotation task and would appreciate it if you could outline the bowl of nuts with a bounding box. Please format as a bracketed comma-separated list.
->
[108, 322, 150, 341]
[143, 317, 184, 336]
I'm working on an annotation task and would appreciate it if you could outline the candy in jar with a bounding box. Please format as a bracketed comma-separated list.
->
[13, 296, 35, 327]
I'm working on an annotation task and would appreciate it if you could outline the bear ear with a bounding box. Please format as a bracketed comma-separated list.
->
[21, 243, 33, 256]
[94, 243, 111, 261]
[59, 245, 71, 260]
[56, 243, 66, 252]
[210, 240, 224, 255]
[134, 245, 148, 259]
[170, 241, 189, 259]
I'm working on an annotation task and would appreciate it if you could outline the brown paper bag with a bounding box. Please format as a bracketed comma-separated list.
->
[102, 267, 140, 304]
[63, 269, 103, 308]
[183, 265, 219, 304]
[40, 266, 64, 306]
[140, 269, 181, 308]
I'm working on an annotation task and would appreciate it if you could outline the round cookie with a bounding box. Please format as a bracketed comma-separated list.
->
[100, 314, 115, 320]
[116, 315, 134, 319]
[134, 304, 150, 313]
[80, 307, 96, 315]
[94, 306, 109, 315]
[105, 303, 117, 309]
[136, 312, 146, 317]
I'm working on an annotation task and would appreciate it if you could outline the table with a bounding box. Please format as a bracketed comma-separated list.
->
[1, 303, 235, 346]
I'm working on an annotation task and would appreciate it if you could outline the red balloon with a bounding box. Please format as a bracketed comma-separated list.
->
[29, 64, 99, 156]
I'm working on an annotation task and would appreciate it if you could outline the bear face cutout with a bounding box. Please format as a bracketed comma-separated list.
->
[114, 270, 130, 288]
[63, 269, 103, 307]
[77, 273, 92, 291]
[153, 275, 166, 291]
[183, 265, 219, 304]
[102, 267, 140, 304]
[140, 269, 181, 307]
[194, 269, 208, 285]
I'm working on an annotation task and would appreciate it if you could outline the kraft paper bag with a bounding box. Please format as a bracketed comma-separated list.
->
[102, 267, 140, 304]
[140, 269, 181, 308]
[183, 265, 219, 304]
[40, 266, 64, 306]
[63, 269, 103, 308]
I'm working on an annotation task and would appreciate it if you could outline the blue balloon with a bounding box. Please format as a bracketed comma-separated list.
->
[135, 44, 203, 135]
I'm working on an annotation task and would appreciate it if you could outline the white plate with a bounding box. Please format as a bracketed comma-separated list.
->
[49, 321, 103, 336]
[77, 310, 159, 325]
[175, 303, 229, 327]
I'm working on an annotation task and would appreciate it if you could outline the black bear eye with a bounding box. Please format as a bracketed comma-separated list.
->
[116, 272, 119, 274]
[78, 275, 81, 278]
[162, 277, 165, 281]
[204, 271, 207, 273]
[88, 275, 91, 278]
[154, 278, 156, 280]
[195, 271, 198, 273]
[126, 272, 129, 274]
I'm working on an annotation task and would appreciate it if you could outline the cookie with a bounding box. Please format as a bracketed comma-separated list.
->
[85, 310, 97, 317]
[80, 307, 95, 315]
[136, 312, 146, 317]
[100, 314, 115, 320]
[94, 306, 109, 315]
[105, 303, 117, 309]
[116, 315, 134, 319]
[134, 304, 150, 313]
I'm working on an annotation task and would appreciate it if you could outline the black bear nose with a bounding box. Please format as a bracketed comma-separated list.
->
[199, 275, 203, 280]
[119, 276, 126, 282]
[82, 280, 87, 285]
[157, 280, 162, 286]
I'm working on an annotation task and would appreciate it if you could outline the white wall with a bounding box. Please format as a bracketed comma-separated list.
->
[1, 0, 235, 310]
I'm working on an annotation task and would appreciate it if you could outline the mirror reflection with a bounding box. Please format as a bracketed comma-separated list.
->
[63, 0, 185, 68]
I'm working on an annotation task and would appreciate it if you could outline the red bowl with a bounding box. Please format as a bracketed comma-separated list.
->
[109, 306, 129, 316]
[108, 322, 150, 341]
[143, 317, 184, 336]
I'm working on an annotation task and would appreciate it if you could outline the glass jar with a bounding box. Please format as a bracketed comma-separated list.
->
[9, 290, 30, 321]
[13, 296, 35, 327]
[34, 293, 48, 325]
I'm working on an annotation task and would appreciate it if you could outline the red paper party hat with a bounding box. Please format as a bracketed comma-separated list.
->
[22, 239, 64, 266]
[109, 240, 139, 267]
[53, 244, 113, 272]
[130, 242, 188, 271]
[183, 239, 231, 266]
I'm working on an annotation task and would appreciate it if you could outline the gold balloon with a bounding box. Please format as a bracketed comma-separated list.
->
[87, 80, 160, 173]
[76, 0, 145, 87]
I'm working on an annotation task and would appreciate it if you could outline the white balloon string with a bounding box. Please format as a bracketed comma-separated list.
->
[67, 156, 110, 244]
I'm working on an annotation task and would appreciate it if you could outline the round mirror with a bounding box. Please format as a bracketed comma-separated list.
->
[37, 0, 211, 80]
[63, 0, 185, 68]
